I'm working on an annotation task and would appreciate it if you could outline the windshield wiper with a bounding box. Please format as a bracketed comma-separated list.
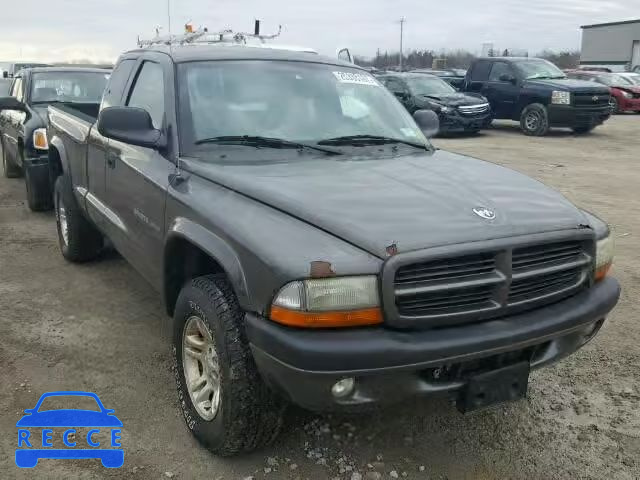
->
[527, 75, 566, 80]
[195, 135, 342, 155]
[317, 135, 429, 150]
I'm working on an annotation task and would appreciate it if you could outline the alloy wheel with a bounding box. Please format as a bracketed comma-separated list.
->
[182, 315, 222, 421]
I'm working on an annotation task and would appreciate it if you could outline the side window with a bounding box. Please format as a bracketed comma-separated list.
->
[489, 62, 512, 82]
[101, 59, 136, 110]
[127, 62, 165, 129]
[470, 62, 491, 81]
[11, 77, 24, 101]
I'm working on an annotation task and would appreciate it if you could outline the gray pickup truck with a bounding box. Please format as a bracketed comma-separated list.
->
[47, 44, 620, 456]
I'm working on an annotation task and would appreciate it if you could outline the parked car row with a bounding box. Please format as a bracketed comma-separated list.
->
[566, 70, 640, 114]
[0, 40, 621, 457]
[376, 57, 613, 136]
[0, 67, 110, 210]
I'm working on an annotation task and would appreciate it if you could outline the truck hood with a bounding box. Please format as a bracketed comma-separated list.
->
[524, 78, 610, 93]
[418, 92, 487, 106]
[192, 150, 588, 258]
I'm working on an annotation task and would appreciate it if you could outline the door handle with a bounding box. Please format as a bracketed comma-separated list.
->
[106, 151, 119, 169]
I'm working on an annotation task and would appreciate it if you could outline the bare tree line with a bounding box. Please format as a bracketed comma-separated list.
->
[354, 49, 581, 70]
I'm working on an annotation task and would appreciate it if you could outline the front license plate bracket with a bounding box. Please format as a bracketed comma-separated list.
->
[457, 361, 530, 413]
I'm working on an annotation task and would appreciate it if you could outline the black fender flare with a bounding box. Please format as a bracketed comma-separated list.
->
[164, 217, 250, 309]
[48, 136, 69, 176]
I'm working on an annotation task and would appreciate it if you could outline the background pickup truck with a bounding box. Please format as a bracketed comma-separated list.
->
[463, 57, 612, 135]
[0, 67, 109, 210]
[47, 44, 620, 456]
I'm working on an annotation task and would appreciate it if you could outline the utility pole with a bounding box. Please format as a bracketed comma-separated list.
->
[167, 0, 172, 35]
[399, 17, 405, 71]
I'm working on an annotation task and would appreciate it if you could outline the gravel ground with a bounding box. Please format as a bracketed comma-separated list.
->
[1, 116, 639, 480]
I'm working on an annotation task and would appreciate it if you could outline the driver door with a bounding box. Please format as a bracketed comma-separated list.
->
[483, 62, 520, 119]
[1, 76, 26, 167]
[103, 57, 173, 288]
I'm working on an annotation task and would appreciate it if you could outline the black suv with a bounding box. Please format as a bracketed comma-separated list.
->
[463, 57, 611, 136]
[43, 44, 619, 455]
[378, 72, 491, 134]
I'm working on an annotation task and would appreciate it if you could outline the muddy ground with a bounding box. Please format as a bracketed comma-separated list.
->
[1, 116, 639, 479]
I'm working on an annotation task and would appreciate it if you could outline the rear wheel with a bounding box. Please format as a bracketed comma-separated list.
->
[520, 103, 550, 136]
[54, 175, 103, 262]
[1, 139, 22, 178]
[173, 275, 285, 456]
[25, 163, 53, 211]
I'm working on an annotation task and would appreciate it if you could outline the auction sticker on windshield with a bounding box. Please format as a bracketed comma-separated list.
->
[333, 71, 380, 86]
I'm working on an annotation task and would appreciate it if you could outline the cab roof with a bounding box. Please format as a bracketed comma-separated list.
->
[123, 44, 359, 68]
[18, 66, 111, 75]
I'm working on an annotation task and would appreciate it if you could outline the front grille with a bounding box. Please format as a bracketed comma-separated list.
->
[574, 92, 611, 108]
[458, 103, 490, 116]
[385, 235, 593, 329]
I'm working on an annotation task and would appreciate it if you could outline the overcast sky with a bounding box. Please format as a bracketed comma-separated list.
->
[0, 0, 638, 63]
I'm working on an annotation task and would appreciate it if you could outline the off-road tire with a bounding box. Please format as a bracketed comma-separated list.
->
[520, 103, 550, 136]
[25, 164, 53, 211]
[1, 138, 22, 178]
[54, 175, 103, 262]
[173, 275, 286, 456]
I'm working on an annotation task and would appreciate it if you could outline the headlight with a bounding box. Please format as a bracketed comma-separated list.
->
[33, 128, 48, 150]
[439, 105, 452, 113]
[551, 90, 571, 105]
[621, 91, 633, 99]
[595, 234, 614, 281]
[271, 276, 382, 328]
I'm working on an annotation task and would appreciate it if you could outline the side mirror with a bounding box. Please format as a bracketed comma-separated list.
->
[499, 73, 516, 83]
[0, 96, 26, 112]
[97, 106, 165, 149]
[2, 71, 8, 79]
[413, 109, 440, 138]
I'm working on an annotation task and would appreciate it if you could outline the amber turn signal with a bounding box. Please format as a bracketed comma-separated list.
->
[270, 306, 383, 328]
[33, 129, 48, 150]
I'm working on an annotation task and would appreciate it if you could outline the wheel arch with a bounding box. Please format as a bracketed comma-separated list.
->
[48, 136, 69, 180]
[164, 218, 250, 317]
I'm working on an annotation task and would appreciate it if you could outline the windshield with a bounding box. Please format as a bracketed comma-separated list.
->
[596, 74, 634, 87]
[178, 61, 427, 159]
[405, 76, 456, 96]
[514, 60, 566, 80]
[30, 71, 110, 104]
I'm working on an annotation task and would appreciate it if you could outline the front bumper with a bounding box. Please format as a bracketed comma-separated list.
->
[247, 277, 620, 411]
[618, 97, 640, 112]
[547, 105, 611, 128]
[438, 110, 492, 133]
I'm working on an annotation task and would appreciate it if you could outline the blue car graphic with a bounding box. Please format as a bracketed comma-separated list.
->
[16, 391, 123, 468]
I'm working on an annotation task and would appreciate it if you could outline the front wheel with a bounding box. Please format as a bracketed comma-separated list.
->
[609, 97, 620, 114]
[173, 275, 285, 456]
[520, 103, 550, 136]
[54, 175, 103, 262]
[25, 164, 53, 211]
